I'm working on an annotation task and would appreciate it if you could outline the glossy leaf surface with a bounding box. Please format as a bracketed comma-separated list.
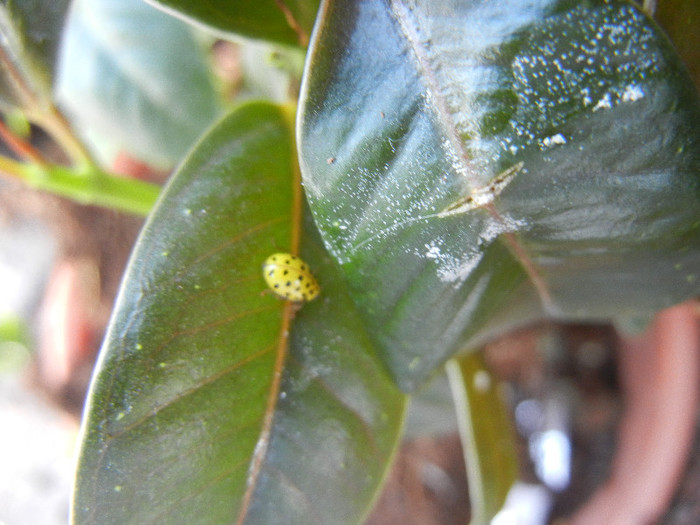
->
[73, 102, 406, 525]
[55, 0, 221, 168]
[299, 0, 700, 390]
[146, 0, 320, 47]
[0, 0, 70, 112]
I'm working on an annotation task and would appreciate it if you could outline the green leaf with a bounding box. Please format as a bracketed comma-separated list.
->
[72, 101, 406, 525]
[146, 0, 320, 47]
[0, 0, 70, 112]
[298, 0, 700, 391]
[447, 354, 518, 525]
[55, 0, 222, 168]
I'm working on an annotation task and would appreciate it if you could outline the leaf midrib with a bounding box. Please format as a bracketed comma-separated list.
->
[235, 103, 304, 524]
[389, 0, 555, 312]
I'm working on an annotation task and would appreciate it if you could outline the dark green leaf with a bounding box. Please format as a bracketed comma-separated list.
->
[0, 0, 70, 112]
[146, 0, 320, 47]
[72, 101, 406, 525]
[299, 0, 700, 390]
[55, 0, 222, 168]
[655, 0, 700, 87]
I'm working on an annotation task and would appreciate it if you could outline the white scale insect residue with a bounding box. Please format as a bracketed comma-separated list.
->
[433, 213, 525, 286]
[542, 133, 567, 149]
[425, 242, 442, 260]
[437, 252, 484, 286]
[418, 239, 481, 286]
[592, 85, 644, 113]
[482, 214, 524, 243]
[352, 162, 525, 262]
[332, 219, 349, 231]
[593, 92, 612, 111]
[621, 84, 644, 102]
[581, 87, 593, 106]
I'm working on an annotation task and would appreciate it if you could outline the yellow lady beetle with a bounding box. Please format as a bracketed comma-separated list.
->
[262, 253, 320, 302]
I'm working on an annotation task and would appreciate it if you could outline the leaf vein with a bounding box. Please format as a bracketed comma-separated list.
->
[108, 343, 276, 439]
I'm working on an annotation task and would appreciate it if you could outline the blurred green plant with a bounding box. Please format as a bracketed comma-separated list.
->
[0, 314, 31, 373]
[1, 0, 698, 524]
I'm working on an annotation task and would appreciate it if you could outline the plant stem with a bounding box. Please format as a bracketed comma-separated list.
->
[0, 118, 48, 165]
[0, 43, 96, 167]
[35, 105, 97, 168]
[0, 155, 160, 216]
